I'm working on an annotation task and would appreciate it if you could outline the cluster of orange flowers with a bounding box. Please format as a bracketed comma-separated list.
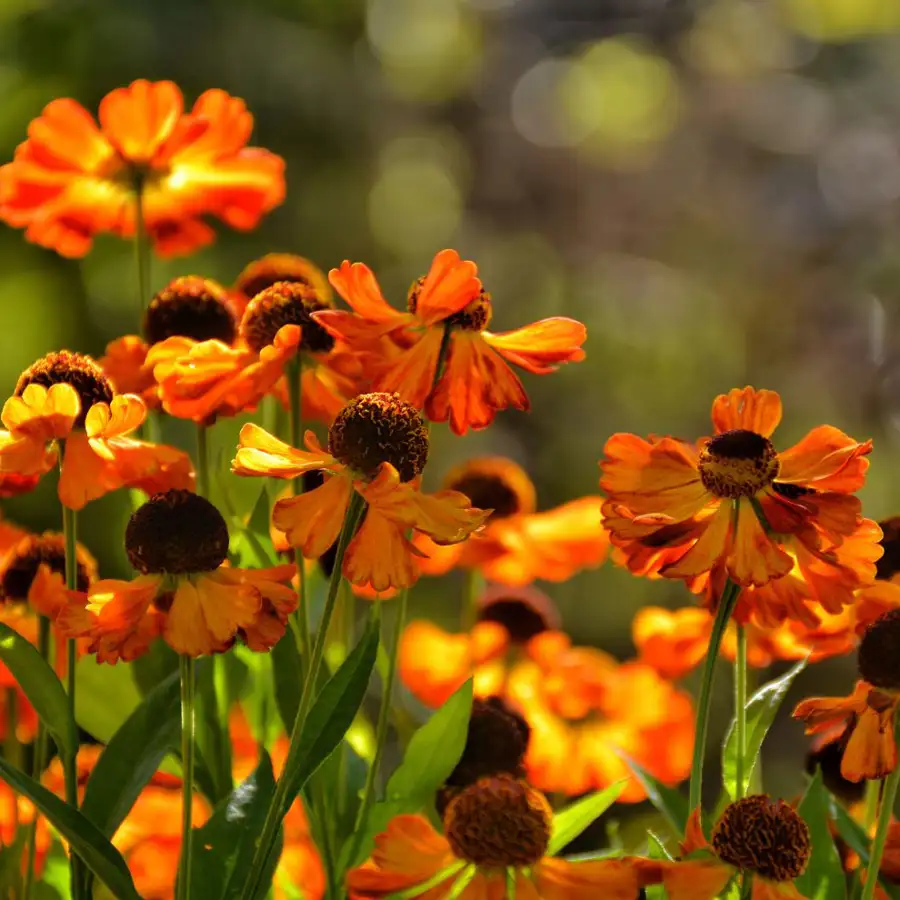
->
[0, 76, 899, 900]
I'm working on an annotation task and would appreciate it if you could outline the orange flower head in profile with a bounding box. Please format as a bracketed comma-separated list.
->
[316, 249, 587, 435]
[794, 607, 900, 782]
[601, 386, 878, 616]
[0, 350, 194, 509]
[0, 79, 285, 258]
[414, 455, 608, 586]
[348, 775, 641, 900]
[57, 489, 296, 661]
[233, 252, 332, 316]
[101, 275, 238, 404]
[233, 392, 489, 592]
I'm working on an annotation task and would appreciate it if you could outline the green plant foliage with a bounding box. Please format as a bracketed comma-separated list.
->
[547, 780, 629, 856]
[796, 770, 847, 900]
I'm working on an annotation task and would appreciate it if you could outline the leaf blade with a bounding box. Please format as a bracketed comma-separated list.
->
[623, 755, 689, 836]
[796, 770, 847, 900]
[547, 779, 628, 856]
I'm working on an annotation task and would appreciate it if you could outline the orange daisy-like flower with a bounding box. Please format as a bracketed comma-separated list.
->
[232, 392, 489, 592]
[232, 252, 333, 318]
[147, 278, 358, 425]
[0, 79, 285, 258]
[57, 489, 296, 661]
[315, 249, 587, 435]
[412, 456, 608, 586]
[399, 586, 693, 801]
[0, 351, 194, 510]
[794, 607, 900, 782]
[348, 778, 641, 900]
[600, 386, 878, 611]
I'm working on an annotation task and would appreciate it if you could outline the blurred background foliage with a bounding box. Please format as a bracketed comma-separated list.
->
[1, 0, 900, 807]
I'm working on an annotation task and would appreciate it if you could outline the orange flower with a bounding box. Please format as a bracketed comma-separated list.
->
[316, 249, 587, 435]
[413, 457, 608, 586]
[0, 79, 285, 258]
[148, 279, 358, 424]
[0, 779, 49, 878]
[0, 351, 194, 510]
[232, 393, 488, 592]
[600, 386, 878, 612]
[794, 608, 900, 782]
[57, 490, 296, 661]
[347, 783, 641, 900]
[399, 587, 693, 801]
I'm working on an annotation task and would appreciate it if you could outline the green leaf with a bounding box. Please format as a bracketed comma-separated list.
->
[796, 770, 847, 900]
[623, 755, 689, 836]
[0, 622, 76, 760]
[272, 622, 302, 734]
[829, 799, 900, 900]
[280, 611, 380, 815]
[645, 831, 673, 900]
[81, 669, 181, 838]
[191, 753, 281, 900]
[0, 758, 140, 900]
[547, 779, 628, 856]
[385, 679, 472, 799]
[722, 658, 807, 800]
[75, 656, 144, 742]
[229, 484, 279, 569]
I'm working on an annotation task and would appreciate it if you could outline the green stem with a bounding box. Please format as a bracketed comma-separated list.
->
[861, 711, 900, 900]
[688, 578, 741, 814]
[461, 569, 481, 631]
[734, 623, 748, 801]
[177, 656, 196, 900]
[864, 779, 882, 832]
[134, 174, 150, 315]
[241, 493, 366, 900]
[288, 359, 311, 675]
[349, 587, 409, 866]
[21, 617, 50, 900]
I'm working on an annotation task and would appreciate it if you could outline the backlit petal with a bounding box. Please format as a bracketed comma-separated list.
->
[272, 475, 352, 558]
[711, 387, 782, 437]
[482, 317, 587, 374]
[533, 857, 642, 900]
[777, 425, 873, 493]
[328, 261, 403, 324]
[98, 79, 183, 164]
[233, 423, 338, 478]
[413, 249, 482, 326]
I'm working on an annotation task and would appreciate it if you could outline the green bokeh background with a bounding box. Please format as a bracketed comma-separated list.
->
[1, 0, 900, 810]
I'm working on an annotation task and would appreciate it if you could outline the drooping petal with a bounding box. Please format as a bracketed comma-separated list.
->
[532, 857, 642, 900]
[792, 681, 871, 733]
[481, 317, 587, 374]
[343, 506, 420, 593]
[375, 327, 445, 411]
[729, 500, 794, 587]
[777, 425, 873, 493]
[412, 249, 482, 326]
[842, 703, 898, 782]
[0, 431, 57, 479]
[233, 424, 339, 478]
[662, 503, 732, 579]
[2, 383, 80, 440]
[272, 475, 353, 559]
[639, 858, 734, 900]
[25, 97, 116, 172]
[711, 387, 783, 437]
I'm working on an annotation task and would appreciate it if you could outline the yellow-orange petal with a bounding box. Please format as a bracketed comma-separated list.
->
[413, 249, 482, 327]
[482, 317, 587, 374]
[272, 475, 353, 559]
[792, 681, 871, 733]
[777, 425, 873, 493]
[632, 606, 712, 680]
[2, 382, 80, 440]
[663, 502, 732, 579]
[375, 327, 446, 412]
[233, 423, 338, 478]
[842, 703, 898, 782]
[327, 261, 402, 325]
[729, 501, 794, 587]
[85, 394, 146, 444]
[532, 856, 642, 900]
[342, 506, 420, 593]
[97, 79, 183, 164]
[711, 387, 783, 438]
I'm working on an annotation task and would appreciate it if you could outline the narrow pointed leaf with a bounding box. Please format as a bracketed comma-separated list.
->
[547, 779, 628, 855]
[623, 755, 689, 836]
[645, 832, 672, 900]
[0, 622, 76, 759]
[272, 622, 302, 733]
[0, 758, 140, 900]
[81, 669, 181, 837]
[722, 658, 807, 800]
[830, 799, 900, 900]
[796, 770, 847, 900]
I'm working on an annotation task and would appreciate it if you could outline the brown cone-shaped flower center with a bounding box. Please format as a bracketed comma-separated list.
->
[143, 276, 237, 346]
[858, 608, 900, 690]
[877, 516, 900, 581]
[235, 253, 328, 301]
[328, 392, 429, 483]
[407, 278, 493, 332]
[442, 457, 536, 520]
[0, 533, 94, 602]
[16, 351, 114, 429]
[444, 775, 551, 869]
[711, 795, 810, 881]
[698, 429, 779, 499]
[240, 281, 334, 355]
[477, 585, 559, 644]
[126, 490, 229, 575]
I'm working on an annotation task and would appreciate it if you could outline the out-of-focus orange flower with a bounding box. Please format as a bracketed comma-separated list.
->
[0, 79, 285, 258]
[0, 779, 49, 877]
[58, 490, 296, 661]
[147, 279, 359, 425]
[233, 252, 332, 318]
[316, 249, 587, 435]
[600, 386, 879, 615]
[232, 394, 488, 592]
[0, 351, 194, 510]
[412, 457, 607, 586]
[399, 586, 692, 801]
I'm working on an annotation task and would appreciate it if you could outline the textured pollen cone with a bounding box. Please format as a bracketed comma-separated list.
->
[143, 276, 237, 346]
[858, 608, 900, 691]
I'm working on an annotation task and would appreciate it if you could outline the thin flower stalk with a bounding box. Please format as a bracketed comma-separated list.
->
[861, 710, 900, 900]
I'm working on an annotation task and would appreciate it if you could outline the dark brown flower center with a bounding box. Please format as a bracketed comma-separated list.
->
[877, 517, 900, 581]
[858, 608, 900, 690]
[16, 351, 113, 429]
[126, 490, 229, 575]
[711, 795, 810, 881]
[0, 533, 94, 602]
[328, 392, 429, 483]
[143, 276, 237, 346]
[442, 457, 536, 520]
[443, 776, 551, 868]
[698, 429, 779, 499]
[234, 253, 328, 302]
[477, 585, 559, 643]
[240, 281, 334, 354]
[407, 277, 493, 332]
